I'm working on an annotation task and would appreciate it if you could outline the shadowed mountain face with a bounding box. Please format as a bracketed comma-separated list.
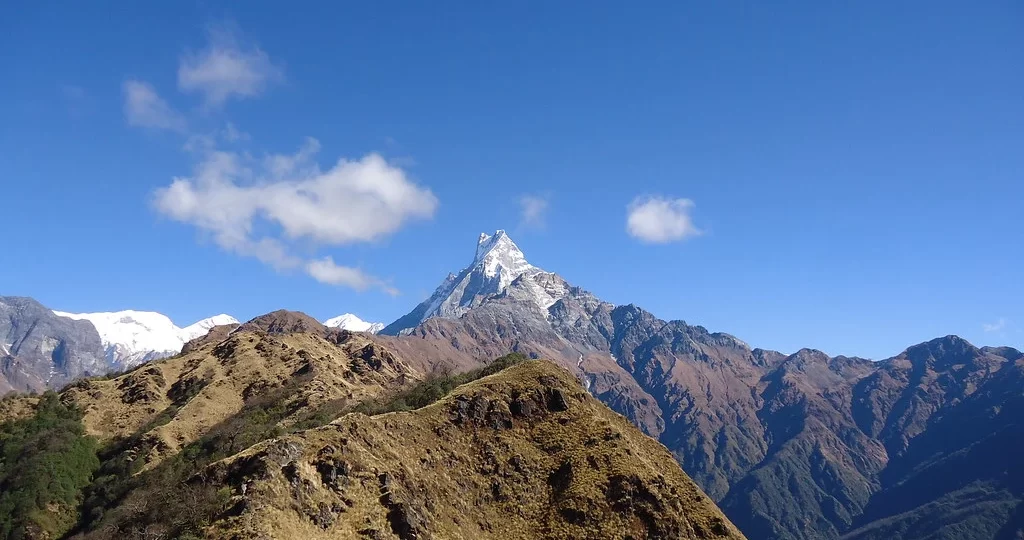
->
[375, 232, 1024, 540]
[0, 296, 107, 393]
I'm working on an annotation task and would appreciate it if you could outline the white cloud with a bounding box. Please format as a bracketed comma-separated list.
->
[177, 27, 284, 107]
[306, 257, 398, 296]
[983, 318, 1008, 333]
[626, 196, 702, 243]
[519, 194, 549, 229]
[153, 139, 437, 293]
[122, 80, 186, 132]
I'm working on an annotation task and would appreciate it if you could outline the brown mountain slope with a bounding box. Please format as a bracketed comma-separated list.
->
[373, 287, 1024, 540]
[59, 311, 417, 469]
[199, 360, 744, 540]
[0, 310, 741, 540]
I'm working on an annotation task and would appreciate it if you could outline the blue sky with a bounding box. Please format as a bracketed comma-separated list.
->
[2, 2, 1021, 359]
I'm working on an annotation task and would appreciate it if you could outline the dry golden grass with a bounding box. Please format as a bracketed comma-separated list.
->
[203, 360, 745, 540]
[7, 314, 742, 539]
[59, 326, 419, 470]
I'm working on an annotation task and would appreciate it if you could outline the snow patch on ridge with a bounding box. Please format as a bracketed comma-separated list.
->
[474, 230, 535, 290]
[180, 314, 240, 341]
[323, 313, 384, 333]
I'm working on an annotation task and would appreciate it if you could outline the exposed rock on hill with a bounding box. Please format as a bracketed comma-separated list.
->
[201, 360, 744, 540]
[0, 309, 739, 539]
[61, 310, 416, 468]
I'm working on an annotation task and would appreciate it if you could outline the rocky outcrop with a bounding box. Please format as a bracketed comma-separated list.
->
[201, 360, 745, 539]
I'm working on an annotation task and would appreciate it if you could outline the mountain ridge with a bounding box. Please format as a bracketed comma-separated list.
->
[367, 230, 1024, 540]
[0, 316, 744, 539]
[2, 230, 1020, 539]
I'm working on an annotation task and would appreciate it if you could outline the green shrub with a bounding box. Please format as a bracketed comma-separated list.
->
[0, 392, 99, 539]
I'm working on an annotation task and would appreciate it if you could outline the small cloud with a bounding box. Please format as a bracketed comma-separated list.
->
[177, 25, 284, 107]
[306, 257, 398, 295]
[626, 196, 702, 243]
[518, 194, 550, 229]
[983, 318, 1008, 333]
[123, 80, 187, 132]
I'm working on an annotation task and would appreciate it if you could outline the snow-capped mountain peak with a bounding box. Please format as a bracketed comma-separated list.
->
[53, 310, 238, 368]
[381, 230, 572, 335]
[323, 313, 384, 333]
[473, 229, 535, 289]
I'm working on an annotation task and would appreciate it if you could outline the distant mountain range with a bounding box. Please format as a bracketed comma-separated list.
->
[1, 230, 1021, 539]
[370, 230, 1024, 540]
[52, 310, 239, 368]
[0, 299, 384, 391]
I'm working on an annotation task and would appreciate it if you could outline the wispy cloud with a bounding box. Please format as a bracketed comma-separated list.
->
[518, 194, 550, 230]
[983, 318, 1008, 333]
[122, 80, 187, 132]
[626, 196, 702, 244]
[153, 139, 437, 293]
[128, 23, 430, 293]
[177, 26, 284, 107]
[131, 23, 428, 293]
[306, 257, 398, 296]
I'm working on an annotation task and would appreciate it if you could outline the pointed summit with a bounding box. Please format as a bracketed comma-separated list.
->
[472, 230, 535, 289]
[381, 230, 558, 335]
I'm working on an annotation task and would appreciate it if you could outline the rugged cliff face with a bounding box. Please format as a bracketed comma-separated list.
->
[0, 296, 106, 393]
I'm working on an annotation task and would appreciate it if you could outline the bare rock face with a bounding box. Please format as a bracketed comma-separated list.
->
[0, 296, 106, 392]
